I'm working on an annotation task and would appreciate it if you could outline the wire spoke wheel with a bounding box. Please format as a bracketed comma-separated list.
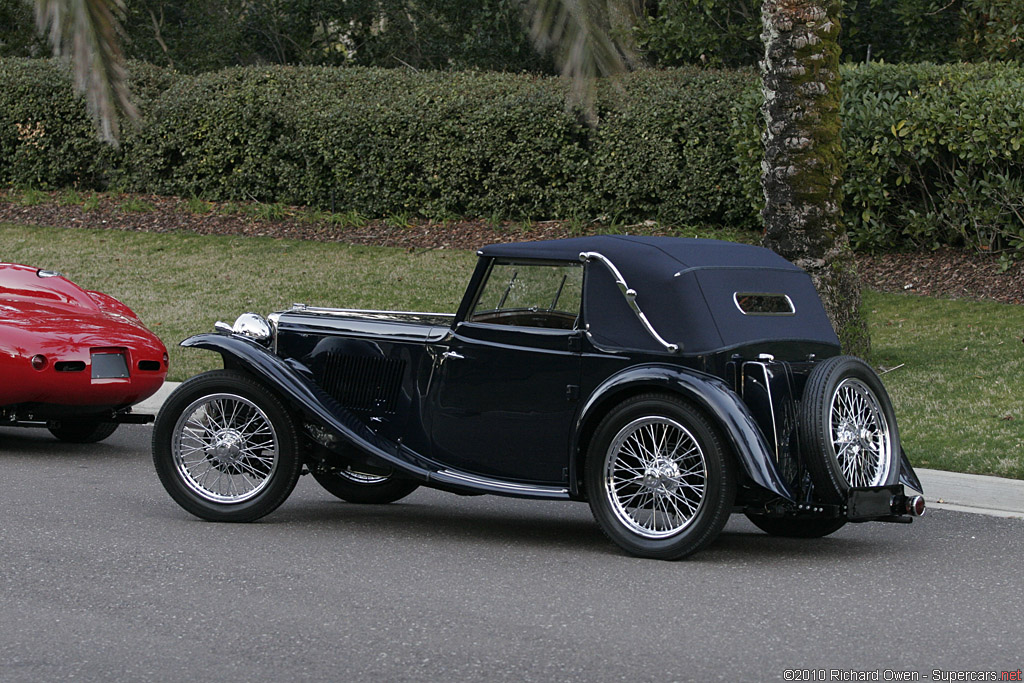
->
[586, 395, 734, 560]
[801, 356, 900, 504]
[173, 393, 279, 504]
[829, 378, 892, 488]
[605, 416, 707, 539]
[153, 370, 302, 522]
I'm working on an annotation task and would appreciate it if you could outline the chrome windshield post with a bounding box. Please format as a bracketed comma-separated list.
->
[578, 251, 680, 353]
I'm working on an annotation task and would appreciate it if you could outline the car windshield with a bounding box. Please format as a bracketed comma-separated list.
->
[470, 261, 583, 328]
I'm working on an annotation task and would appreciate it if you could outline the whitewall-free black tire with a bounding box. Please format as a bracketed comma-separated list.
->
[800, 356, 900, 504]
[152, 370, 302, 522]
[585, 394, 735, 560]
[311, 464, 419, 504]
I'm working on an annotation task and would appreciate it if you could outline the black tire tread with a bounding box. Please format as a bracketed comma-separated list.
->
[744, 513, 846, 538]
[311, 466, 419, 504]
[48, 420, 119, 443]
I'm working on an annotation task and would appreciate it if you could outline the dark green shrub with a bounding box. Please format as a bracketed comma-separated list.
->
[0, 59, 116, 188]
[841, 62, 1024, 256]
[730, 62, 1024, 257]
[585, 68, 760, 227]
[122, 67, 304, 200]
[634, 0, 762, 68]
[114, 62, 757, 226]
[5, 57, 1020, 256]
[276, 69, 594, 220]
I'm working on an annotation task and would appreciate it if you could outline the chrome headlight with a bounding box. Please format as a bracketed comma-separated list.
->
[231, 313, 272, 344]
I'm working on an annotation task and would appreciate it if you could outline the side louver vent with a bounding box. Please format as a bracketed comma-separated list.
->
[319, 353, 404, 414]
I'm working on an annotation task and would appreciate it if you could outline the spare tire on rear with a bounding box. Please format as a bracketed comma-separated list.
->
[799, 355, 900, 504]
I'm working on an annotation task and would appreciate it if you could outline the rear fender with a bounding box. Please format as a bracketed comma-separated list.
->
[574, 365, 796, 501]
[181, 333, 434, 479]
[899, 446, 924, 493]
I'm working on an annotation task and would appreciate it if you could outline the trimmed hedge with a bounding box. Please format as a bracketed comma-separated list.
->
[729, 61, 1024, 256]
[0, 59, 175, 189]
[0, 59, 112, 189]
[3, 58, 1024, 256]
[0, 59, 759, 228]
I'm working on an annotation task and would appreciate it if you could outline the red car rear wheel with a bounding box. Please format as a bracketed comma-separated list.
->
[48, 420, 119, 443]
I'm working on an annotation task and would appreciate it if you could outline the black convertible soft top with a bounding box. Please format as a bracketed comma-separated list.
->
[479, 235, 841, 354]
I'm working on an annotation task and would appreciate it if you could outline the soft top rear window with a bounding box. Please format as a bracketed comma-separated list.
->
[733, 292, 795, 316]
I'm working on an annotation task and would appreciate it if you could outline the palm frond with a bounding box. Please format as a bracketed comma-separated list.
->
[527, 0, 638, 123]
[35, 0, 136, 144]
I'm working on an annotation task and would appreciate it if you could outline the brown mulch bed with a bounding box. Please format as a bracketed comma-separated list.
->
[856, 249, 1024, 305]
[3, 192, 1023, 305]
[0, 193, 588, 251]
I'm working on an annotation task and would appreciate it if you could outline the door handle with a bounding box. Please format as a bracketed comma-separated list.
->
[442, 351, 465, 361]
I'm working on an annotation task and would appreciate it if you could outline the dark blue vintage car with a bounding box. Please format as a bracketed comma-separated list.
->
[152, 236, 924, 559]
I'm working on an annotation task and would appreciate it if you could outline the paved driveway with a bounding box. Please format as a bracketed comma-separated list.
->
[1, 425, 1022, 682]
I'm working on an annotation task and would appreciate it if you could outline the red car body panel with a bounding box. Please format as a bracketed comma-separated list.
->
[0, 263, 167, 413]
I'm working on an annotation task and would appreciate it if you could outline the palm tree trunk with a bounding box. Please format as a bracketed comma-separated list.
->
[760, 0, 869, 355]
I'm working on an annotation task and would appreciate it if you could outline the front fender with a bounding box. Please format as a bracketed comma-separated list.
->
[574, 365, 796, 501]
[180, 333, 434, 479]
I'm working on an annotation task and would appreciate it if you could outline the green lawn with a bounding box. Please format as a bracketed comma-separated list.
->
[4, 222, 1022, 479]
[1, 223, 475, 379]
[865, 290, 1024, 479]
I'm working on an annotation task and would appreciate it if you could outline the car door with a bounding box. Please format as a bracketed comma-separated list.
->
[427, 260, 583, 484]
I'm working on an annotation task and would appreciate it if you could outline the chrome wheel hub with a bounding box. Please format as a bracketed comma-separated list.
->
[211, 429, 245, 466]
[642, 459, 681, 494]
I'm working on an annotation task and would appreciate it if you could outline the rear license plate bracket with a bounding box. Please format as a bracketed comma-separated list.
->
[91, 352, 129, 379]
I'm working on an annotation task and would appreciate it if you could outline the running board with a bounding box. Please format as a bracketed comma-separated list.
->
[430, 469, 570, 500]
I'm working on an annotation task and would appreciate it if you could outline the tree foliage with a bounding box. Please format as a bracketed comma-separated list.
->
[2, 0, 556, 74]
[113, 0, 555, 73]
[635, 0, 1024, 67]
[0, 0, 48, 57]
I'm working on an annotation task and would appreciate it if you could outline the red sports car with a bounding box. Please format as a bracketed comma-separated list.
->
[1, 263, 167, 442]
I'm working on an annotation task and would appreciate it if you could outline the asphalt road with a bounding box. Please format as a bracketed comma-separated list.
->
[2, 425, 1022, 683]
